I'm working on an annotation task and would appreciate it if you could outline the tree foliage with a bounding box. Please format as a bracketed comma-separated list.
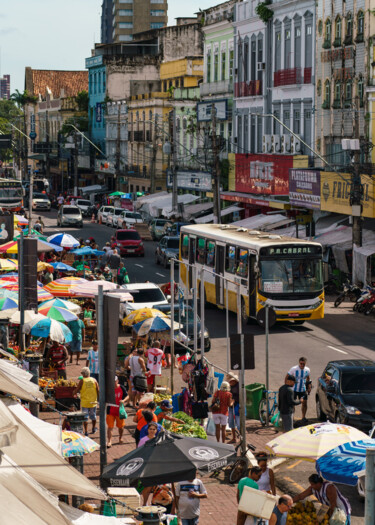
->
[76, 90, 89, 113]
[10, 89, 38, 109]
[0, 99, 21, 120]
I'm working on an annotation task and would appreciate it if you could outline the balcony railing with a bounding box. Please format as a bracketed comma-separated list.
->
[200, 79, 233, 96]
[234, 80, 262, 98]
[274, 68, 302, 87]
[304, 67, 312, 84]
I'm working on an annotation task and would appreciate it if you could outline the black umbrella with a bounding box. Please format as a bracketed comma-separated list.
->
[101, 431, 236, 488]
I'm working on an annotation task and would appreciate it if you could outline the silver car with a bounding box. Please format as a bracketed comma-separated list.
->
[57, 205, 83, 228]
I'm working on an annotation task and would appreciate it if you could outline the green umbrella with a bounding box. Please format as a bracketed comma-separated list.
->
[13, 229, 47, 241]
[108, 191, 124, 197]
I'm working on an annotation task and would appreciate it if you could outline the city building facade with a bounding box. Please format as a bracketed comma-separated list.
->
[101, 0, 114, 44]
[86, 54, 107, 154]
[0, 75, 10, 100]
[112, 0, 168, 43]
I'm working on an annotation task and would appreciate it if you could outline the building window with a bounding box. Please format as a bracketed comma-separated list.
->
[306, 25, 312, 35]
[214, 52, 219, 82]
[103, 73, 106, 93]
[295, 27, 301, 38]
[119, 34, 133, 41]
[285, 29, 291, 40]
[150, 0, 164, 2]
[358, 78, 364, 107]
[356, 11, 364, 42]
[221, 50, 226, 81]
[324, 19, 331, 48]
[119, 22, 133, 28]
[229, 49, 234, 83]
[344, 81, 352, 107]
[345, 13, 353, 44]
[294, 110, 300, 134]
[150, 10, 164, 15]
[119, 9, 133, 15]
[150, 22, 164, 28]
[119, 0, 133, 3]
[206, 50, 211, 83]
[334, 16, 342, 46]
[333, 82, 341, 108]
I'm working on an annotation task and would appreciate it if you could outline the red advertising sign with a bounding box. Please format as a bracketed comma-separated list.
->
[235, 154, 294, 195]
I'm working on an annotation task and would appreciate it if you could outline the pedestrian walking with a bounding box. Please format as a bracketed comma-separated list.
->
[124, 348, 147, 407]
[236, 466, 262, 525]
[145, 341, 164, 392]
[293, 474, 351, 524]
[38, 216, 45, 232]
[175, 473, 207, 525]
[86, 340, 99, 382]
[68, 317, 85, 365]
[43, 268, 54, 285]
[106, 376, 127, 447]
[256, 452, 276, 495]
[108, 248, 121, 282]
[117, 262, 129, 285]
[269, 495, 293, 525]
[286, 357, 311, 424]
[210, 381, 234, 443]
[74, 367, 99, 436]
[278, 374, 301, 432]
[226, 373, 240, 444]
[45, 341, 69, 379]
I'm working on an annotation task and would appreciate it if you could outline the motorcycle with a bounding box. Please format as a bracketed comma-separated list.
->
[334, 281, 362, 307]
[353, 286, 375, 313]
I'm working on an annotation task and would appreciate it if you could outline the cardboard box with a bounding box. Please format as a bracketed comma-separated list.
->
[238, 485, 278, 520]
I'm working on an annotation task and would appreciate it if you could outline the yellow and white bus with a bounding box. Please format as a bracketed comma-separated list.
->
[179, 224, 324, 327]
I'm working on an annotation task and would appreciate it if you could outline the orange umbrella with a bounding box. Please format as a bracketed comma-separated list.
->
[44, 277, 88, 297]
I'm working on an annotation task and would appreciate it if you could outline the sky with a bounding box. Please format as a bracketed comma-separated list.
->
[0, 0, 218, 94]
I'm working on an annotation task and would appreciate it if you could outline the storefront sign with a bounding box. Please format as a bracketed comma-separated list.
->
[320, 172, 374, 218]
[197, 99, 228, 121]
[96, 102, 103, 123]
[235, 154, 308, 195]
[289, 169, 321, 209]
[167, 170, 212, 191]
[261, 245, 322, 256]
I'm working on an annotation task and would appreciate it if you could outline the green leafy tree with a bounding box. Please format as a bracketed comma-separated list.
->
[76, 90, 89, 113]
[0, 99, 21, 120]
[60, 115, 88, 136]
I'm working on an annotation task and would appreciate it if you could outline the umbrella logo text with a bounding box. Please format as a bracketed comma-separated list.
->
[188, 447, 219, 462]
[116, 457, 144, 477]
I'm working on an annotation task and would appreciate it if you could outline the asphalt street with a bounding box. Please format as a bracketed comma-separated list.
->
[38, 209, 372, 523]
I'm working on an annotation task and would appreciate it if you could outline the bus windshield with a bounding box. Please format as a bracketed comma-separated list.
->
[259, 258, 323, 294]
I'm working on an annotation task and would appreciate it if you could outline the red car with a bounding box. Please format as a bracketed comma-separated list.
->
[115, 229, 144, 257]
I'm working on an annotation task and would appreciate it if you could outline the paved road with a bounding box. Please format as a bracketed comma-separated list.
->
[39, 210, 372, 522]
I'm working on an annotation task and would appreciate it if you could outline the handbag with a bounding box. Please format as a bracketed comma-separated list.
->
[210, 394, 221, 413]
[119, 403, 127, 420]
[329, 508, 347, 525]
[133, 375, 147, 393]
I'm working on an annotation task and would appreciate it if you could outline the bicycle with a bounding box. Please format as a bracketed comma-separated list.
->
[259, 390, 279, 426]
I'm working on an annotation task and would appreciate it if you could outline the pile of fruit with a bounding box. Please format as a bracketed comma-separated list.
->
[287, 501, 329, 525]
[154, 393, 171, 405]
[39, 378, 56, 389]
[55, 379, 77, 387]
[165, 411, 207, 440]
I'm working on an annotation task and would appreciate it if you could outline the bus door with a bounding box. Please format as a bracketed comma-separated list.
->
[215, 244, 225, 306]
[188, 236, 196, 290]
[249, 253, 257, 317]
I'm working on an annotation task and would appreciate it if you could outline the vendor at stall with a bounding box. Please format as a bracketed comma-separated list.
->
[45, 341, 69, 379]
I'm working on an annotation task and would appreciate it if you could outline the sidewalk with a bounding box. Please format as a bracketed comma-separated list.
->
[40, 355, 283, 524]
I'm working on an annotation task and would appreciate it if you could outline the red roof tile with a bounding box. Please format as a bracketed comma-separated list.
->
[25, 67, 88, 99]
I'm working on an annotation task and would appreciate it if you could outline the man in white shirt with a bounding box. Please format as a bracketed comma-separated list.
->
[175, 474, 207, 525]
[287, 357, 311, 423]
[145, 341, 164, 392]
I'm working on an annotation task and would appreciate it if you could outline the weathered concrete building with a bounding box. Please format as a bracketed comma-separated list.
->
[112, 0, 168, 43]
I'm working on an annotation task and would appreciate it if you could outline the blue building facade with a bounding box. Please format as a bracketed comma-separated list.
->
[85, 54, 107, 155]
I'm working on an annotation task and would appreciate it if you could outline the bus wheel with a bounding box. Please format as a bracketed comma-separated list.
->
[241, 299, 250, 325]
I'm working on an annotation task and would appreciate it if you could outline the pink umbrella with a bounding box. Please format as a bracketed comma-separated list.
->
[73, 280, 133, 299]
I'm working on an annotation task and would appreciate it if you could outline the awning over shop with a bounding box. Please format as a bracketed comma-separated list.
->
[195, 205, 243, 224]
[0, 359, 44, 403]
[232, 213, 287, 229]
[81, 184, 107, 195]
[220, 191, 290, 210]
[184, 202, 213, 220]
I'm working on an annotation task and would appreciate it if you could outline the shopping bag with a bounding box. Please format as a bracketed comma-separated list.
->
[206, 415, 216, 436]
[119, 403, 127, 420]
[329, 508, 347, 525]
[103, 500, 117, 517]
[270, 410, 281, 429]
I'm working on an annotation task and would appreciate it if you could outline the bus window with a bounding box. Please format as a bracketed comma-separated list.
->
[197, 238, 205, 263]
[206, 241, 215, 267]
[181, 234, 189, 259]
[237, 249, 248, 277]
[226, 245, 237, 274]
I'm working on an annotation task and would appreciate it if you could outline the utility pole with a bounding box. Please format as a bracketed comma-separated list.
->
[351, 96, 362, 248]
[150, 115, 158, 194]
[45, 111, 50, 181]
[115, 103, 121, 192]
[74, 132, 79, 196]
[211, 105, 221, 224]
[170, 109, 178, 214]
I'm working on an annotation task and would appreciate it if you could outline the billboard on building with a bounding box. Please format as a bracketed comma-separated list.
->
[320, 172, 375, 218]
[289, 169, 321, 209]
[197, 99, 227, 121]
[235, 154, 308, 195]
[167, 170, 212, 191]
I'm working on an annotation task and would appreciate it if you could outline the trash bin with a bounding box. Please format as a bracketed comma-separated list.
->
[245, 383, 265, 420]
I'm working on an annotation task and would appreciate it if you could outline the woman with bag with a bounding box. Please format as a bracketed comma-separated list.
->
[124, 348, 148, 408]
[106, 376, 127, 448]
[210, 381, 234, 443]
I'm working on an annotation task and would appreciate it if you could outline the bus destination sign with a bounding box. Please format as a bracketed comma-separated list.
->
[261, 245, 322, 257]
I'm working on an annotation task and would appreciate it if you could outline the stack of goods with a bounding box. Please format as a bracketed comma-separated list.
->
[53, 379, 79, 412]
[287, 501, 329, 525]
[164, 411, 207, 439]
[154, 393, 172, 405]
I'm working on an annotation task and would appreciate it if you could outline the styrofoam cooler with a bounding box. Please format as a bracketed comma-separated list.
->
[238, 486, 278, 520]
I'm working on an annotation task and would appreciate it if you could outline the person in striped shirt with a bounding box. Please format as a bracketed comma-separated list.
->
[86, 340, 99, 382]
[286, 357, 311, 424]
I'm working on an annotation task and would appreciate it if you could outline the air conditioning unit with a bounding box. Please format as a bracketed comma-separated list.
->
[291, 137, 301, 153]
[257, 62, 266, 71]
[281, 134, 291, 153]
[262, 135, 272, 153]
[272, 134, 281, 153]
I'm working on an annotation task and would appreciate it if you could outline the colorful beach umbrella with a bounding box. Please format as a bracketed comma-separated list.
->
[5, 310, 46, 325]
[14, 214, 28, 226]
[266, 422, 369, 461]
[44, 277, 87, 297]
[316, 439, 375, 486]
[38, 306, 78, 323]
[0, 239, 62, 254]
[24, 317, 73, 343]
[13, 228, 47, 240]
[72, 280, 131, 298]
[50, 262, 77, 272]
[47, 233, 79, 249]
[62, 430, 100, 458]
[0, 297, 18, 311]
[133, 316, 181, 336]
[39, 298, 81, 315]
[123, 307, 167, 327]
[0, 259, 18, 270]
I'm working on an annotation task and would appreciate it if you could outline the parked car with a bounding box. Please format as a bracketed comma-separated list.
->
[155, 236, 179, 268]
[119, 282, 169, 321]
[149, 219, 169, 241]
[57, 205, 83, 228]
[97, 206, 114, 224]
[162, 222, 189, 237]
[31, 192, 51, 211]
[115, 229, 144, 257]
[117, 210, 143, 229]
[75, 199, 92, 217]
[316, 359, 375, 430]
[106, 207, 124, 227]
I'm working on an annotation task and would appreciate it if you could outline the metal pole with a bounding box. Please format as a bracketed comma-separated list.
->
[225, 279, 230, 372]
[74, 132, 79, 197]
[237, 285, 246, 454]
[28, 172, 33, 233]
[265, 305, 270, 427]
[170, 259, 175, 395]
[97, 285, 107, 479]
[171, 108, 178, 215]
[200, 268, 205, 362]
[193, 266, 198, 356]
[25, 355, 42, 418]
[18, 231, 25, 352]
[365, 448, 375, 525]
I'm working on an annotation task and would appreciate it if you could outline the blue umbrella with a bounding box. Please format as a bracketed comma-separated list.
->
[47, 233, 80, 249]
[133, 316, 179, 336]
[71, 247, 104, 256]
[316, 439, 375, 486]
[51, 262, 77, 272]
[26, 317, 73, 343]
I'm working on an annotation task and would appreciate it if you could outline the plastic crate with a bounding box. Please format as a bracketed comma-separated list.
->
[41, 369, 58, 379]
[54, 386, 76, 399]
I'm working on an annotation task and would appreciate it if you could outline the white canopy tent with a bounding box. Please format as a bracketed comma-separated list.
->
[0, 398, 18, 448]
[0, 359, 44, 403]
[195, 205, 243, 224]
[231, 213, 287, 229]
[138, 193, 199, 218]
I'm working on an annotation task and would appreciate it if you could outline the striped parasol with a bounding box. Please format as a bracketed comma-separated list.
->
[62, 430, 99, 458]
[38, 298, 81, 315]
[44, 277, 88, 297]
[0, 297, 18, 311]
[0, 259, 18, 270]
[266, 422, 369, 461]
[123, 307, 167, 327]
[0, 239, 63, 254]
[38, 306, 78, 322]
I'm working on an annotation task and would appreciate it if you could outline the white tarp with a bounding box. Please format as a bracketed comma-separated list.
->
[59, 502, 136, 524]
[2, 399, 105, 499]
[184, 202, 213, 220]
[195, 205, 243, 224]
[0, 359, 44, 403]
[160, 194, 200, 218]
[231, 213, 286, 229]
[138, 193, 199, 218]
[0, 398, 18, 448]
[353, 244, 375, 285]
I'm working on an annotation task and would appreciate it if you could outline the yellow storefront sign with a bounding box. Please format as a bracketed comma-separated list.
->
[320, 172, 375, 218]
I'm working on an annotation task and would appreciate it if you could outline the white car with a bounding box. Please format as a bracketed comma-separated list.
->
[119, 282, 169, 322]
[117, 211, 143, 230]
[357, 425, 375, 499]
[106, 207, 124, 228]
[31, 193, 51, 211]
[97, 206, 114, 224]
[76, 199, 92, 217]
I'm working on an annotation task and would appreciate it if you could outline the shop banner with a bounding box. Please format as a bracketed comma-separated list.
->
[320, 172, 375, 218]
[289, 169, 321, 209]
